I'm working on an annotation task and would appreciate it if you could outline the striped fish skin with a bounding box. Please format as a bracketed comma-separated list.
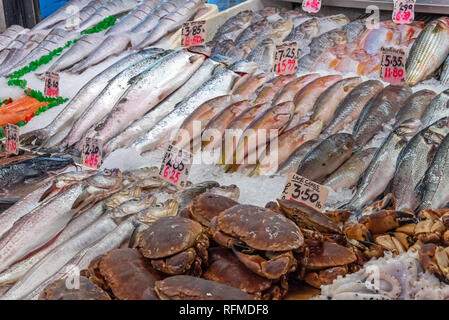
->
[440, 55, 449, 84]
[406, 17, 449, 86]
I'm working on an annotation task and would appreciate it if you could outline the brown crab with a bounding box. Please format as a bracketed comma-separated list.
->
[419, 243, 449, 284]
[209, 204, 303, 280]
[360, 193, 397, 216]
[186, 193, 239, 227]
[39, 277, 111, 300]
[358, 210, 417, 234]
[203, 248, 286, 300]
[154, 275, 254, 300]
[138, 216, 209, 276]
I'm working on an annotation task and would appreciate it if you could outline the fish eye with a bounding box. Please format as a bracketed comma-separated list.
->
[103, 169, 112, 176]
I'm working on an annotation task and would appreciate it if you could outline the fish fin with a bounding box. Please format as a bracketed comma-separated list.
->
[39, 181, 57, 202]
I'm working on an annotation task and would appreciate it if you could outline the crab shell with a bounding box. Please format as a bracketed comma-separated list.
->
[203, 248, 274, 299]
[277, 199, 341, 234]
[305, 241, 357, 270]
[39, 277, 111, 300]
[92, 248, 164, 300]
[188, 193, 239, 227]
[359, 210, 417, 234]
[138, 216, 209, 275]
[154, 275, 254, 300]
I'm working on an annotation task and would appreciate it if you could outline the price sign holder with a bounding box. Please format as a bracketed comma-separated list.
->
[5, 123, 19, 155]
[159, 144, 192, 189]
[280, 172, 328, 212]
[181, 20, 206, 48]
[273, 41, 298, 75]
[302, 0, 322, 13]
[82, 137, 102, 169]
[380, 46, 406, 85]
[392, 0, 416, 25]
[44, 71, 60, 98]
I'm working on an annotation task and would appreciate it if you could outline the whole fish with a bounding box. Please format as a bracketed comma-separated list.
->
[0, 34, 44, 74]
[272, 73, 320, 105]
[106, 0, 159, 35]
[104, 185, 141, 208]
[406, 17, 449, 86]
[0, 158, 75, 193]
[394, 89, 436, 127]
[269, 18, 293, 43]
[288, 75, 342, 130]
[1, 215, 117, 300]
[247, 39, 275, 73]
[61, 50, 170, 149]
[90, 49, 207, 150]
[0, 25, 26, 50]
[284, 18, 320, 51]
[440, 55, 449, 85]
[416, 131, 449, 211]
[79, 0, 140, 32]
[233, 72, 270, 99]
[0, 200, 104, 286]
[202, 100, 250, 151]
[20, 49, 161, 149]
[278, 139, 320, 174]
[212, 10, 253, 42]
[323, 148, 377, 192]
[317, 14, 350, 33]
[253, 74, 296, 104]
[0, 170, 95, 240]
[208, 184, 240, 201]
[0, 169, 122, 274]
[250, 120, 323, 176]
[343, 19, 366, 42]
[420, 88, 449, 127]
[45, 34, 105, 73]
[136, 199, 179, 224]
[102, 55, 224, 155]
[311, 77, 362, 128]
[226, 101, 295, 172]
[296, 133, 354, 182]
[210, 39, 235, 56]
[392, 117, 449, 210]
[352, 85, 412, 149]
[235, 18, 269, 45]
[135, 0, 205, 48]
[346, 119, 421, 213]
[225, 38, 258, 60]
[132, 60, 257, 154]
[108, 195, 156, 218]
[323, 80, 384, 136]
[130, 0, 180, 34]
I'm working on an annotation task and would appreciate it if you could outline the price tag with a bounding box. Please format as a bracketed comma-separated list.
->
[181, 20, 206, 48]
[392, 0, 415, 25]
[44, 71, 60, 97]
[82, 137, 102, 169]
[158, 144, 192, 188]
[380, 47, 406, 85]
[280, 172, 328, 212]
[302, 0, 321, 13]
[272, 41, 298, 75]
[5, 123, 19, 155]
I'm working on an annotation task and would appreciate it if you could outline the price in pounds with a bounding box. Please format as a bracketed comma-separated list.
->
[5, 123, 19, 155]
[82, 138, 102, 169]
[44, 71, 60, 98]
[159, 144, 192, 188]
[181, 21, 206, 48]
[302, 0, 321, 13]
[393, 0, 415, 24]
[273, 42, 298, 75]
[380, 47, 406, 84]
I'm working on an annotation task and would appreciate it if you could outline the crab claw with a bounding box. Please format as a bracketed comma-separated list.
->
[359, 210, 417, 234]
[343, 223, 373, 242]
[360, 193, 396, 216]
[232, 244, 297, 280]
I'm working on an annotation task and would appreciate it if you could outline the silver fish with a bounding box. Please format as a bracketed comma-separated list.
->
[440, 55, 449, 85]
[420, 88, 449, 127]
[212, 10, 253, 42]
[0, 25, 27, 50]
[108, 195, 156, 218]
[130, 2, 174, 34]
[394, 89, 436, 127]
[284, 17, 319, 52]
[20, 49, 161, 149]
[106, 0, 159, 35]
[392, 117, 449, 210]
[247, 38, 275, 73]
[346, 119, 421, 213]
[131, 59, 257, 154]
[103, 55, 223, 155]
[50, 0, 110, 30]
[61, 50, 170, 149]
[136, 199, 178, 224]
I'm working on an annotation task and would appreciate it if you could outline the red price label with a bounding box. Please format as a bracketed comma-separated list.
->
[380, 47, 406, 85]
[44, 71, 60, 98]
[273, 42, 298, 75]
[181, 20, 206, 48]
[5, 123, 19, 155]
[82, 137, 102, 169]
[281, 172, 328, 212]
[158, 144, 192, 189]
[302, 0, 321, 13]
[393, 0, 415, 24]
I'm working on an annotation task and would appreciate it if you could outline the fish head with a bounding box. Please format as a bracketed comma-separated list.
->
[228, 59, 258, 75]
[301, 18, 320, 36]
[86, 168, 123, 190]
[187, 45, 211, 58]
[271, 18, 293, 34]
[394, 118, 422, 139]
[209, 184, 240, 200]
[235, 10, 253, 26]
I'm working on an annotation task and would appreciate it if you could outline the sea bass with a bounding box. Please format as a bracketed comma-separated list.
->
[394, 89, 436, 127]
[420, 88, 449, 127]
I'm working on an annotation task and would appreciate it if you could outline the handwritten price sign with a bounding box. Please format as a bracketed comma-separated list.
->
[159, 144, 192, 188]
[281, 172, 328, 212]
[393, 0, 415, 24]
[181, 20, 206, 48]
[82, 137, 102, 169]
[380, 47, 406, 85]
[273, 42, 298, 75]
[44, 72, 60, 98]
[302, 0, 321, 13]
[5, 123, 19, 155]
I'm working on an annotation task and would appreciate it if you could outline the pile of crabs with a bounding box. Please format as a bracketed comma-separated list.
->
[39, 192, 449, 300]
